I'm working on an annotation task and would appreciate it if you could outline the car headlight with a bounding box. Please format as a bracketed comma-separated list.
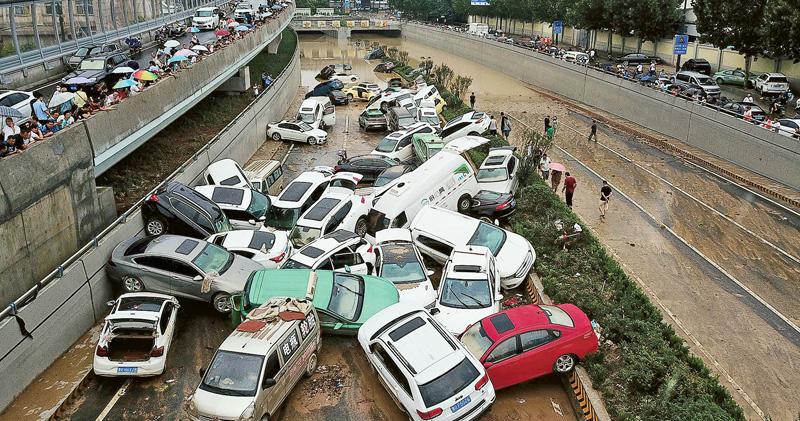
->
[89, 77, 96, 82]
[238, 401, 256, 421]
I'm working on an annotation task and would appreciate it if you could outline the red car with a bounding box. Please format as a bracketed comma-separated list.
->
[459, 304, 598, 390]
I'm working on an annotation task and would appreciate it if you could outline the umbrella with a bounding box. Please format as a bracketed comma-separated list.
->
[112, 66, 135, 74]
[191, 45, 209, 52]
[167, 55, 188, 64]
[235, 25, 250, 31]
[174, 49, 198, 57]
[64, 76, 92, 85]
[549, 162, 566, 172]
[48, 92, 76, 108]
[214, 29, 230, 36]
[133, 70, 158, 81]
[113, 79, 137, 89]
[186, 26, 200, 33]
[164, 39, 180, 48]
[226, 17, 235, 23]
[227, 21, 238, 27]
[0, 106, 24, 118]
[271, 4, 282, 9]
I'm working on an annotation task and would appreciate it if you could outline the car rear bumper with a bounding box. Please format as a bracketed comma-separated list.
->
[93, 357, 165, 377]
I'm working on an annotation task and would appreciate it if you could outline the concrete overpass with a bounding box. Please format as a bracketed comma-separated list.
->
[291, 15, 401, 39]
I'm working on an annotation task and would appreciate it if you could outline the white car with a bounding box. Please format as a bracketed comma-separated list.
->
[203, 158, 252, 189]
[475, 146, 519, 194]
[194, 185, 270, 230]
[267, 120, 328, 145]
[288, 190, 372, 248]
[753, 72, 790, 95]
[192, 7, 220, 29]
[374, 228, 437, 308]
[331, 72, 359, 83]
[417, 107, 441, 128]
[93, 293, 179, 377]
[371, 122, 437, 162]
[206, 229, 292, 268]
[0, 90, 34, 123]
[431, 246, 502, 335]
[357, 302, 496, 421]
[283, 229, 375, 274]
[776, 118, 800, 138]
[324, 171, 363, 195]
[440, 111, 491, 142]
[264, 170, 331, 231]
[356, 82, 382, 95]
[367, 90, 415, 114]
[409, 205, 535, 290]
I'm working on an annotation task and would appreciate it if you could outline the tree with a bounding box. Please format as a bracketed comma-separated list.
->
[626, 0, 681, 51]
[693, 0, 767, 77]
[449, 74, 473, 101]
[431, 63, 454, 91]
[763, 2, 800, 62]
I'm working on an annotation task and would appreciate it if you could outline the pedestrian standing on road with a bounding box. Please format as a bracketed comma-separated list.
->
[743, 93, 754, 104]
[488, 115, 498, 135]
[551, 116, 559, 137]
[599, 180, 612, 220]
[544, 115, 550, 132]
[649, 61, 656, 73]
[636, 63, 643, 74]
[500, 112, 512, 139]
[469, 92, 476, 109]
[252, 85, 260, 98]
[563, 172, 576, 209]
[545, 125, 555, 141]
[539, 153, 550, 181]
[588, 119, 598, 142]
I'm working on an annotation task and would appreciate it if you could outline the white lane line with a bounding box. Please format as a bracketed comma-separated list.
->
[95, 379, 131, 421]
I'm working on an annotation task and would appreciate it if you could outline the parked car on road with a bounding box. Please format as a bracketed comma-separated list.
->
[713, 68, 750, 86]
[388, 106, 417, 132]
[417, 107, 441, 128]
[297, 97, 336, 130]
[466, 190, 516, 222]
[680, 58, 712, 76]
[371, 123, 437, 162]
[359, 109, 388, 131]
[335, 154, 399, 183]
[194, 185, 271, 230]
[460, 304, 598, 390]
[374, 229, 437, 308]
[563, 51, 590, 64]
[613, 53, 662, 65]
[440, 111, 491, 142]
[141, 181, 233, 238]
[267, 120, 328, 145]
[720, 101, 766, 123]
[753, 72, 790, 95]
[206, 229, 292, 268]
[671, 71, 721, 97]
[330, 72, 359, 83]
[61, 50, 130, 86]
[0, 90, 34, 123]
[108, 235, 263, 313]
[356, 82, 382, 95]
[204, 158, 252, 190]
[93, 293, 179, 377]
[263, 170, 330, 231]
[344, 86, 377, 102]
[283, 229, 375, 274]
[328, 90, 350, 105]
[776, 118, 800, 138]
[67, 43, 119, 69]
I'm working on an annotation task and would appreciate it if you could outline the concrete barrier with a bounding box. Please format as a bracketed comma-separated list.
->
[403, 24, 800, 190]
[0, 41, 300, 413]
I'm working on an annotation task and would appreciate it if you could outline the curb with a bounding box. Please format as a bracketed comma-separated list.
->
[565, 370, 599, 421]
[49, 370, 95, 420]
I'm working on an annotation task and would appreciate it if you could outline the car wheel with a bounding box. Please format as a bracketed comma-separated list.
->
[304, 352, 318, 377]
[468, 131, 480, 136]
[715, 78, 723, 85]
[479, 216, 494, 224]
[354, 217, 367, 237]
[145, 217, 167, 236]
[457, 195, 472, 213]
[347, 93, 354, 101]
[213, 293, 232, 314]
[271, 132, 282, 141]
[307, 137, 317, 145]
[554, 354, 576, 374]
[351, 77, 357, 82]
[122, 276, 144, 293]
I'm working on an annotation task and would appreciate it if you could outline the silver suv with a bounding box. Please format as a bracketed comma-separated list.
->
[672, 71, 721, 97]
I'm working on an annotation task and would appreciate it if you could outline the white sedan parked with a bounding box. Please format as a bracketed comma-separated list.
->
[331, 72, 359, 83]
[267, 120, 328, 145]
[206, 229, 292, 268]
[93, 293, 179, 377]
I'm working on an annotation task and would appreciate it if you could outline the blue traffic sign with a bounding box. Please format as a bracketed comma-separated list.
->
[553, 20, 563, 35]
[470, 0, 490, 5]
[673, 34, 689, 55]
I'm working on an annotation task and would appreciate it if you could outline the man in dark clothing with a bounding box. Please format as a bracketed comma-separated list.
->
[588, 119, 598, 142]
[599, 180, 612, 220]
[544, 115, 550, 132]
[469, 92, 476, 109]
[500, 112, 512, 139]
[562, 172, 577, 209]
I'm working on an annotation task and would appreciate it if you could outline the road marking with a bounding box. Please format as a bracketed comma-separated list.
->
[95, 379, 131, 421]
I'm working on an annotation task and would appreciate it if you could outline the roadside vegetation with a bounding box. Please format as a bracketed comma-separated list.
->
[386, 50, 745, 420]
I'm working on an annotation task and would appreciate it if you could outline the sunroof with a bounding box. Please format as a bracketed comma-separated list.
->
[248, 231, 276, 251]
[489, 313, 514, 334]
[175, 239, 199, 255]
[453, 264, 482, 273]
[388, 316, 426, 341]
[300, 246, 325, 258]
[324, 229, 357, 242]
[484, 156, 506, 166]
[220, 175, 241, 186]
[211, 187, 245, 205]
[279, 181, 312, 202]
[304, 198, 341, 221]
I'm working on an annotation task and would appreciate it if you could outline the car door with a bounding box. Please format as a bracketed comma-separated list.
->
[257, 349, 282, 417]
[131, 256, 179, 295]
[483, 336, 522, 390]
[158, 300, 178, 354]
[170, 197, 213, 237]
[331, 245, 369, 274]
[165, 258, 207, 300]
[519, 329, 562, 379]
[369, 342, 414, 411]
[9, 93, 31, 118]
[506, 156, 519, 193]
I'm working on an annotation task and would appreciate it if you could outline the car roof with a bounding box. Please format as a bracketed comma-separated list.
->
[448, 246, 491, 275]
[144, 235, 208, 259]
[411, 206, 478, 243]
[274, 171, 329, 206]
[195, 185, 253, 210]
[296, 192, 351, 227]
[378, 165, 412, 178]
[160, 182, 220, 214]
[678, 71, 709, 77]
[293, 230, 359, 261]
[375, 228, 413, 244]
[217, 230, 277, 250]
[378, 311, 461, 380]
[219, 297, 313, 354]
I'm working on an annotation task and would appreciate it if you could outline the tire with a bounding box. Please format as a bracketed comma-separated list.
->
[122, 276, 144, 293]
[457, 195, 472, 213]
[554, 354, 576, 374]
[354, 217, 367, 237]
[715, 78, 723, 85]
[304, 352, 318, 377]
[307, 137, 317, 145]
[145, 217, 166, 236]
[468, 131, 480, 136]
[351, 77, 357, 82]
[271, 132, 282, 141]
[347, 93, 354, 101]
[380, 102, 389, 113]
[212, 293, 232, 314]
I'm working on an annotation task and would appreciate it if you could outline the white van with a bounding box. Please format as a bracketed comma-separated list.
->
[468, 22, 489, 37]
[192, 7, 220, 29]
[364, 150, 481, 240]
[298, 97, 336, 130]
[244, 159, 284, 196]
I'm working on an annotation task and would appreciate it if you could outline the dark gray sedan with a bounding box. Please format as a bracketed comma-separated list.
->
[107, 235, 263, 313]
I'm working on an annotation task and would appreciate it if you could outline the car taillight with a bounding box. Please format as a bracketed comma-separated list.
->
[148, 194, 159, 203]
[496, 201, 512, 211]
[416, 408, 443, 420]
[269, 252, 286, 263]
[150, 346, 165, 357]
[367, 245, 373, 253]
[334, 165, 341, 172]
[474, 373, 489, 390]
[96, 345, 108, 357]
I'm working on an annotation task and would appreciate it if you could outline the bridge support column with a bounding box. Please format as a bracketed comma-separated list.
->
[338, 27, 351, 41]
[267, 32, 283, 54]
[216, 65, 251, 93]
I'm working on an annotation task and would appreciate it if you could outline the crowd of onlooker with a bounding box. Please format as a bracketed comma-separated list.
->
[1, 1, 290, 159]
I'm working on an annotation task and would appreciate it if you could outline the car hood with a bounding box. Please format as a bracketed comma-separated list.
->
[394, 281, 437, 308]
[62, 69, 104, 82]
[218, 256, 264, 292]
[495, 233, 534, 278]
[356, 276, 400, 324]
[192, 388, 253, 419]
[308, 128, 327, 138]
[477, 180, 512, 195]
[434, 304, 497, 335]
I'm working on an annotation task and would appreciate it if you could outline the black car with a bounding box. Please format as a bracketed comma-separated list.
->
[61, 51, 130, 86]
[328, 90, 350, 105]
[365, 47, 385, 60]
[614, 53, 662, 65]
[334, 154, 399, 183]
[141, 181, 233, 238]
[67, 43, 119, 70]
[466, 190, 516, 222]
[305, 79, 345, 99]
[720, 101, 766, 122]
[374, 164, 415, 188]
[681, 58, 712, 76]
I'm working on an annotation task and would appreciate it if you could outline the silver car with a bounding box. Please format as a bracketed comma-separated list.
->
[108, 235, 263, 313]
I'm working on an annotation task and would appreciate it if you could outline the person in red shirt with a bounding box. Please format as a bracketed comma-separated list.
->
[562, 172, 577, 209]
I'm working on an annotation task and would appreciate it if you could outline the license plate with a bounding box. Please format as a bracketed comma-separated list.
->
[450, 395, 471, 413]
[117, 367, 138, 373]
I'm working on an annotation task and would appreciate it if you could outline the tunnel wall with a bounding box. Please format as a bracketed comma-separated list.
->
[0, 42, 300, 413]
[403, 24, 800, 190]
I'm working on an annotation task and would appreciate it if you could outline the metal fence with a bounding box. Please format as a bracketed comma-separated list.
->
[0, 0, 229, 77]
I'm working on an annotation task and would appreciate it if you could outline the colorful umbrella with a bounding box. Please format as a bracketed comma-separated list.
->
[64, 76, 92, 85]
[186, 26, 200, 33]
[226, 17, 235, 23]
[133, 70, 158, 81]
[214, 29, 230, 37]
[235, 25, 250, 31]
[167, 56, 189, 64]
[191, 45, 209, 52]
[113, 79, 137, 89]
[48, 92, 76, 107]
[111, 66, 135, 74]
[174, 49, 198, 57]
[164, 39, 180, 48]
[0, 106, 24, 118]
[549, 162, 567, 172]
[227, 21, 238, 27]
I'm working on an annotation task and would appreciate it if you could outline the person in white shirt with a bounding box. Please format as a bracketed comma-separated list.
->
[743, 93, 754, 103]
[2, 117, 20, 142]
[539, 153, 551, 181]
[636, 63, 643, 74]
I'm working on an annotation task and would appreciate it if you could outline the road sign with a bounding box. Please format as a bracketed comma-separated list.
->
[553, 20, 563, 35]
[471, 0, 490, 5]
[673, 34, 689, 55]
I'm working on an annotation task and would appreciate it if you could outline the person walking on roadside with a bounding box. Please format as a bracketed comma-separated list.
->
[469, 92, 476, 109]
[599, 180, 612, 220]
[552, 116, 559, 137]
[539, 153, 551, 181]
[588, 119, 598, 142]
[550, 169, 562, 193]
[562, 172, 577, 209]
[544, 115, 551, 133]
[500, 112, 512, 139]
[488, 115, 498, 135]
[545, 125, 555, 141]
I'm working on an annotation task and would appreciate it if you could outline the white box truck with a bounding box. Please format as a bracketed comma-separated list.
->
[468, 23, 489, 37]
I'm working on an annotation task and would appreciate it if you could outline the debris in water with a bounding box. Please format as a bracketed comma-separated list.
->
[165, 379, 176, 384]
[551, 399, 563, 416]
[517, 398, 526, 404]
[629, 243, 635, 247]
[307, 364, 346, 399]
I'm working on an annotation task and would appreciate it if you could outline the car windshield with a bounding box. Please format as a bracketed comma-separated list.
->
[418, 357, 480, 407]
[196, 10, 213, 16]
[192, 244, 234, 274]
[461, 322, 494, 359]
[199, 350, 263, 397]
[466, 222, 507, 255]
[422, 116, 439, 126]
[265, 205, 301, 230]
[399, 116, 416, 127]
[289, 225, 321, 248]
[298, 112, 316, 124]
[79, 59, 105, 70]
[246, 191, 270, 218]
[439, 277, 491, 309]
[379, 245, 426, 283]
[770, 76, 789, 83]
[476, 168, 509, 182]
[696, 77, 715, 86]
[298, 121, 314, 131]
[375, 136, 400, 153]
[327, 273, 364, 321]
[541, 304, 575, 327]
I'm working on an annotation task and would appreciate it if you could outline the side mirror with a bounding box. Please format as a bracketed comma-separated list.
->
[495, 294, 503, 302]
[258, 216, 266, 222]
[248, 219, 256, 225]
[333, 322, 344, 330]
[193, 275, 203, 282]
[426, 269, 435, 277]
[199, 367, 206, 376]
[429, 307, 441, 315]
[106, 300, 116, 307]
[344, 265, 352, 273]
[262, 378, 277, 389]
[483, 361, 493, 369]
